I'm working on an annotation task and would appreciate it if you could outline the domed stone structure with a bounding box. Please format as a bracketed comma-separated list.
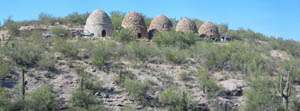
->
[84, 9, 112, 37]
[175, 17, 197, 33]
[148, 15, 173, 32]
[198, 22, 220, 38]
[148, 15, 173, 38]
[121, 12, 147, 38]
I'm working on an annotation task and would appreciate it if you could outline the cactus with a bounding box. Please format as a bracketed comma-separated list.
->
[277, 70, 292, 111]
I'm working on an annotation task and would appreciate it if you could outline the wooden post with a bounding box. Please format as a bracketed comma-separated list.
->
[21, 68, 25, 100]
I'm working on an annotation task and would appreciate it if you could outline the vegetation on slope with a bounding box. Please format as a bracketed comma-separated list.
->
[0, 12, 300, 111]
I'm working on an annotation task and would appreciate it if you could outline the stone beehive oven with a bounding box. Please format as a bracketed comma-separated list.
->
[121, 12, 147, 38]
[198, 22, 220, 38]
[148, 15, 173, 32]
[84, 9, 112, 37]
[175, 17, 197, 33]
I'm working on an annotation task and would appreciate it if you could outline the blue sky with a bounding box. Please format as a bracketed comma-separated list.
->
[0, 0, 299, 40]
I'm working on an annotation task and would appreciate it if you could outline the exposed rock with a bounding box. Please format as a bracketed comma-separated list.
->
[122, 12, 148, 38]
[212, 97, 241, 111]
[218, 79, 246, 96]
[270, 50, 290, 61]
[175, 17, 197, 33]
[84, 9, 112, 37]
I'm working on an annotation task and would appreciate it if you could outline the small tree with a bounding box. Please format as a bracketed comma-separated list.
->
[218, 23, 229, 35]
[3, 17, 19, 37]
[64, 12, 89, 26]
[111, 11, 125, 30]
[38, 13, 57, 25]
[112, 28, 135, 43]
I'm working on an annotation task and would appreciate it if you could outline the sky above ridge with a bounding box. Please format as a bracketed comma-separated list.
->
[0, 0, 299, 40]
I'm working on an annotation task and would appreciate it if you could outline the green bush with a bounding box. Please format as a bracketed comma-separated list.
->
[228, 28, 270, 42]
[112, 28, 135, 43]
[153, 31, 198, 49]
[4, 35, 45, 66]
[123, 78, 149, 104]
[3, 18, 20, 36]
[0, 88, 25, 111]
[77, 69, 103, 93]
[159, 87, 191, 111]
[64, 12, 89, 26]
[244, 73, 280, 111]
[0, 59, 10, 78]
[25, 85, 57, 111]
[0, 88, 11, 111]
[197, 41, 270, 74]
[197, 67, 221, 98]
[113, 70, 136, 85]
[91, 41, 117, 68]
[163, 47, 190, 64]
[126, 41, 160, 62]
[111, 11, 125, 30]
[269, 38, 300, 58]
[38, 13, 57, 25]
[70, 89, 103, 110]
[53, 38, 79, 58]
[38, 53, 56, 71]
[50, 26, 70, 37]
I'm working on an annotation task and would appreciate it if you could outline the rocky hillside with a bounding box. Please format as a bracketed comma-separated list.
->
[0, 12, 300, 111]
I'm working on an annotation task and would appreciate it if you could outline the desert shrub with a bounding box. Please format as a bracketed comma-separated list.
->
[159, 87, 191, 111]
[176, 71, 192, 81]
[244, 73, 281, 111]
[70, 89, 104, 110]
[0, 59, 10, 78]
[228, 28, 270, 42]
[0, 88, 11, 111]
[197, 67, 221, 98]
[38, 53, 56, 71]
[193, 19, 204, 29]
[25, 85, 57, 111]
[112, 28, 135, 43]
[64, 12, 88, 26]
[218, 23, 229, 35]
[4, 35, 45, 66]
[111, 11, 125, 30]
[163, 47, 190, 64]
[201, 41, 270, 74]
[269, 38, 300, 58]
[38, 13, 57, 25]
[125, 41, 160, 62]
[77, 69, 103, 93]
[113, 70, 136, 85]
[50, 26, 70, 37]
[53, 38, 79, 58]
[153, 31, 198, 49]
[0, 88, 25, 111]
[91, 41, 117, 68]
[3, 18, 20, 36]
[123, 78, 149, 104]
[144, 17, 152, 28]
